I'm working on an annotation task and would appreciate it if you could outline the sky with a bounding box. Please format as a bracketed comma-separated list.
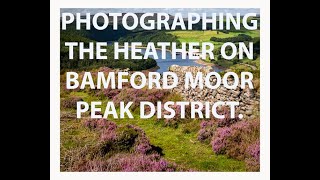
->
[61, 8, 260, 17]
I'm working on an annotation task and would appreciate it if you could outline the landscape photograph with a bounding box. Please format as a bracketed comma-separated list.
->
[60, 8, 260, 172]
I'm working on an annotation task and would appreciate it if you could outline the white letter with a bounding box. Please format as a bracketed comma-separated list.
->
[92, 13, 109, 30]
[201, 42, 214, 60]
[140, 102, 155, 118]
[66, 72, 79, 89]
[219, 13, 224, 30]
[157, 101, 162, 118]
[191, 102, 204, 118]
[164, 101, 175, 119]
[76, 13, 90, 30]
[144, 43, 158, 59]
[114, 42, 129, 59]
[62, 13, 74, 30]
[96, 42, 107, 59]
[243, 13, 257, 30]
[91, 101, 102, 118]
[103, 102, 118, 118]
[221, 42, 237, 60]
[241, 72, 254, 89]
[223, 72, 239, 89]
[157, 13, 170, 30]
[205, 72, 221, 89]
[176, 102, 189, 119]
[185, 72, 203, 89]
[131, 42, 142, 59]
[97, 72, 116, 89]
[148, 72, 161, 89]
[130, 72, 146, 89]
[77, 102, 89, 118]
[157, 42, 170, 59]
[122, 13, 138, 30]
[163, 72, 178, 89]
[79, 42, 94, 59]
[80, 72, 95, 89]
[109, 13, 122, 30]
[65, 42, 78, 59]
[118, 72, 128, 89]
[171, 13, 186, 30]
[188, 42, 200, 60]
[140, 13, 155, 30]
[188, 13, 200, 30]
[205, 101, 210, 118]
[172, 42, 187, 59]
[226, 13, 241, 30]
[226, 101, 239, 119]
[239, 42, 253, 59]
[212, 101, 225, 119]
[120, 101, 133, 118]
[202, 13, 216, 30]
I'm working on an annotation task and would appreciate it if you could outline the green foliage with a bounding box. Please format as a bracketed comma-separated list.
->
[210, 34, 252, 42]
[60, 30, 157, 71]
[215, 59, 234, 68]
[118, 31, 181, 49]
[113, 126, 139, 151]
[181, 120, 201, 134]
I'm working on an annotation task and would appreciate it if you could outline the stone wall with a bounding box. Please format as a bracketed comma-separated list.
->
[168, 65, 260, 120]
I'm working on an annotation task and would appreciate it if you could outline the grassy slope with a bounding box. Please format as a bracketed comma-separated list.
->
[61, 91, 246, 171]
[115, 117, 245, 171]
[167, 30, 259, 44]
[167, 30, 260, 65]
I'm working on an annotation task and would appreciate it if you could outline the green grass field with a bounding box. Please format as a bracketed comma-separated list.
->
[61, 91, 246, 171]
[167, 30, 260, 44]
[167, 30, 260, 63]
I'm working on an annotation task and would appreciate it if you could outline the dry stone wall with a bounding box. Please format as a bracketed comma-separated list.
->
[167, 65, 260, 120]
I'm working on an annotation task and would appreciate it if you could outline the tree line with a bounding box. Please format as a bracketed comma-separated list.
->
[60, 29, 157, 72]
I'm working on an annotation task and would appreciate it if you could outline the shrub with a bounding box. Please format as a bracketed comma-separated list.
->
[80, 153, 176, 172]
[61, 96, 83, 109]
[61, 145, 104, 171]
[135, 138, 152, 154]
[84, 118, 116, 131]
[161, 104, 192, 128]
[216, 106, 241, 127]
[211, 119, 260, 160]
[211, 126, 232, 154]
[197, 120, 216, 142]
[94, 88, 122, 99]
[104, 88, 122, 98]
[245, 140, 260, 171]
[182, 120, 200, 134]
[85, 121, 153, 155]
[63, 120, 176, 172]
[197, 106, 241, 143]
[132, 126, 153, 154]
[112, 126, 139, 151]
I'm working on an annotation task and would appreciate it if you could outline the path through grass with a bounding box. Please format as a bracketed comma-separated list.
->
[115, 117, 246, 171]
[62, 91, 246, 171]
